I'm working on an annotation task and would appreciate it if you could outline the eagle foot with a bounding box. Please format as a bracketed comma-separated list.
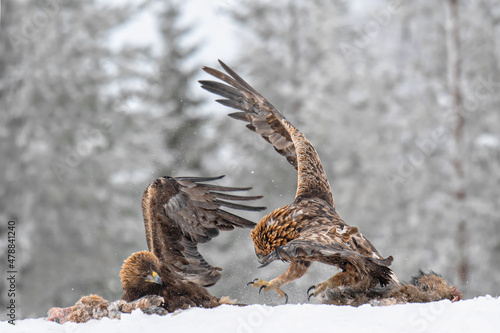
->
[307, 283, 330, 300]
[307, 275, 344, 300]
[308, 264, 362, 300]
[248, 278, 288, 303]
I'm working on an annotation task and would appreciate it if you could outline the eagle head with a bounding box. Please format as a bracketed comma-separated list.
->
[120, 251, 163, 298]
[250, 207, 300, 262]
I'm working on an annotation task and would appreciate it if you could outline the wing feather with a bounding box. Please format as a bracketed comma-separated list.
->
[200, 60, 334, 208]
[267, 237, 395, 287]
[142, 175, 265, 287]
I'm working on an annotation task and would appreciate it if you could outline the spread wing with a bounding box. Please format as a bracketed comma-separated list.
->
[142, 175, 265, 287]
[200, 60, 334, 208]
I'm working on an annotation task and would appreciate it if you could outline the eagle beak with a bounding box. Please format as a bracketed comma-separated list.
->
[145, 271, 163, 285]
[257, 253, 272, 267]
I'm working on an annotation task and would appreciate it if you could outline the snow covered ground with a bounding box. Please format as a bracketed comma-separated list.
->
[2, 296, 499, 333]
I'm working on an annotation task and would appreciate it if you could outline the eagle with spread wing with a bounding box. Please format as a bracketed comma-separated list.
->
[200, 61, 399, 302]
[120, 175, 265, 310]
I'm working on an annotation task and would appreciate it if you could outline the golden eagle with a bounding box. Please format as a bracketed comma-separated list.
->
[120, 175, 264, 309]
[200, 61, 399, 302]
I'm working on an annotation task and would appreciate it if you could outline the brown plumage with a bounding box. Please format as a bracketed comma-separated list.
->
[322, 271, 462, 306]
[120, 251, 221, 312]
[47, 163, 263, 321]
[120, 175, 262, 311]
[200, 60, 399, 301]
[142, 175, 265, 287]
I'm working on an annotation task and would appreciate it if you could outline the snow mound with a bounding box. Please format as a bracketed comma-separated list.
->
[2, 296, 499, 333]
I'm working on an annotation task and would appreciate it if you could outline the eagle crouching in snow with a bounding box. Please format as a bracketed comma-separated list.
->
[120, 251, 221, 311]
[120, 175, 264, 310]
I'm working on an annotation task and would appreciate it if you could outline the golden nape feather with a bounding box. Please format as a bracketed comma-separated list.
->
[120, 251, 162, 298]
[201, 60, 399, 302]
[250, 207, 300, 258]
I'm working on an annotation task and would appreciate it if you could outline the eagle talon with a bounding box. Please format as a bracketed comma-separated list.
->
[247, 278, 259, 286]
[259, 285, 267, 294]
[307, 285, 315, 298]
[249, 278, 269, 289]
[249, 278, 287, 300]
[308, 277, 339, 299]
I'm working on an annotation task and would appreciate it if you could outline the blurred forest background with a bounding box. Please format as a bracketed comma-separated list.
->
[1, 0, 500, 319]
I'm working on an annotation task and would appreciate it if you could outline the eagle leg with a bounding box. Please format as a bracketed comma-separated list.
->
[248, 259, 310, 302]
[308, 262, 361, 299]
